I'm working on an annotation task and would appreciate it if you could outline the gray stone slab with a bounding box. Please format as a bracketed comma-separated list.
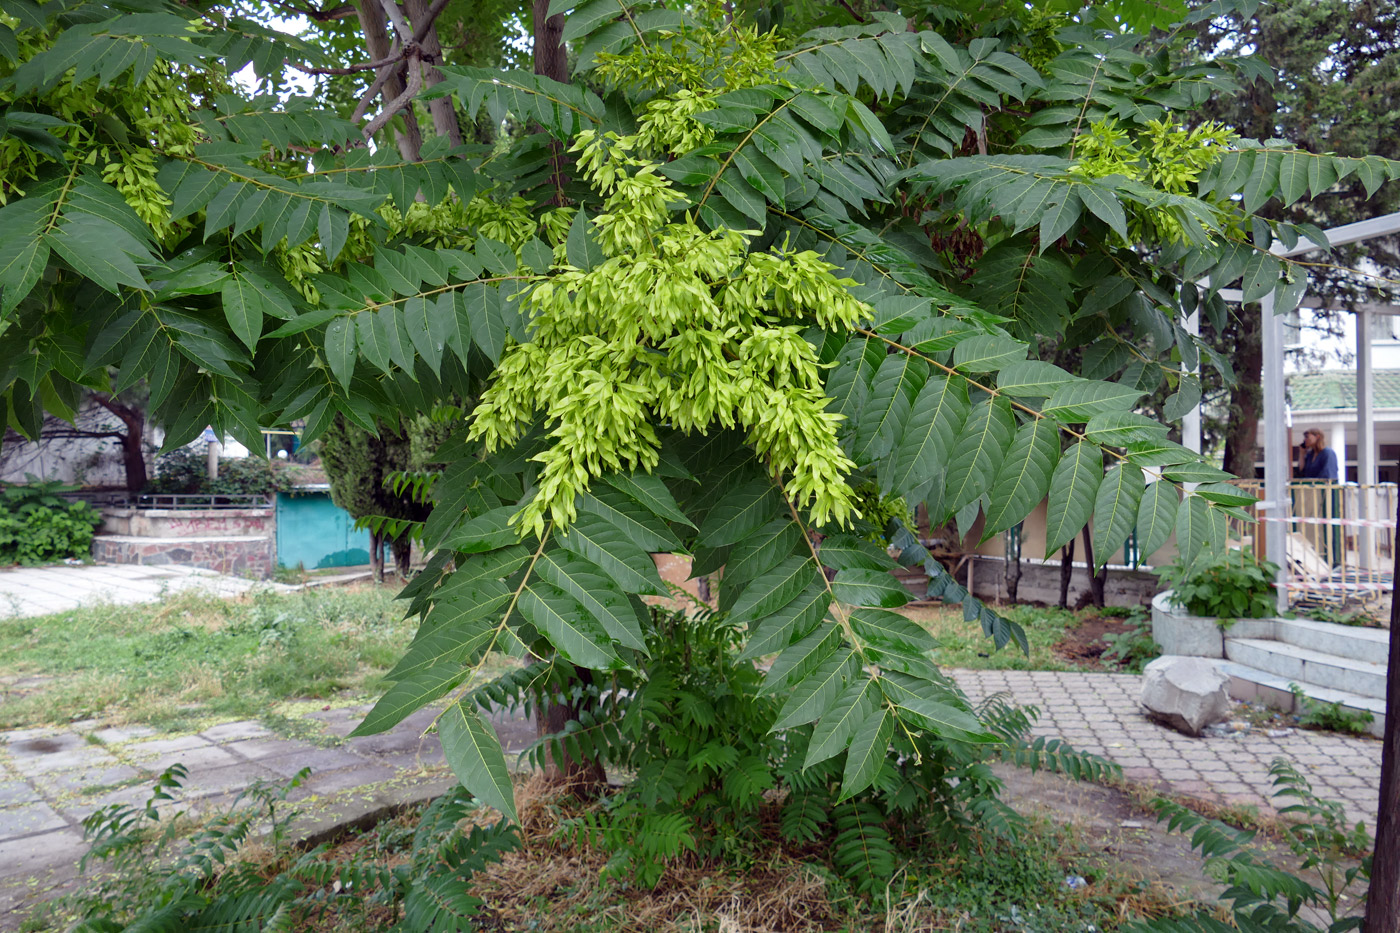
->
[5, 734, 85, 762]
[347, 730, 441, 758]
[125, 734, 212, 760]
[0, 801, 66, 841]
[40, 763, 142, 796]
[0, 828, 85, 879]
[290, 764, 399, 798]
[134, 744, 240, 775]
[178, 763, 278, 800]
[10, 746, 120, 777]
[259, 747, 367, 779]
[91, 725, 157, 744]
[223, 737, 311, 761]
[199, 720, 271, 742]
[0, 727, 63, 746]
[0, 781, 40, 808]
[57, 783, 153, 823]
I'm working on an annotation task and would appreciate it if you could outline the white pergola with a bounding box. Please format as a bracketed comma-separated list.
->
[1220, 212, 1400, 607]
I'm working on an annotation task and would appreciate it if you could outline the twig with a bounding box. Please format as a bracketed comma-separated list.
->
[411, 0, 453, 44]
[285, 50, 406, 76]
[351, 43, 402, 124]
[376, 0, 413, 42]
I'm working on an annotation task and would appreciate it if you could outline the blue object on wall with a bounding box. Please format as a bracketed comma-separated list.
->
[275, 489, 371, 569]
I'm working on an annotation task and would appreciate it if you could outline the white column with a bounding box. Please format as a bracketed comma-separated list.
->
[1356, 308, 1377, 570]
[1182, 308, 1201, 455]
[1331, 421, 1348, 480]
[1261, 291, 1288, 611]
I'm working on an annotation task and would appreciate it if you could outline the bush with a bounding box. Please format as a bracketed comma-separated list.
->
[145, 445, 294, 497]
[0, 479, 101, 565]
[1157, 549, 1279, 620]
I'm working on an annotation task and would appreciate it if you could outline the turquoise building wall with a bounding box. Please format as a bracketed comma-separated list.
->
[274, 489, 372, 569]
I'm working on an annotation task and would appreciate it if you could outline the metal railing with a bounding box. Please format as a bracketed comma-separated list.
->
[130, 493, 273, 510]
[1229, 479, 1395, 608]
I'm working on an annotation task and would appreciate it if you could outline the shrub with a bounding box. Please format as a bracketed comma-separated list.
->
[145, 445, 294, 497]
[1102, 611, 1161, 673]
[1157, 549, 1280, 620]
[0, 479, 101, 565]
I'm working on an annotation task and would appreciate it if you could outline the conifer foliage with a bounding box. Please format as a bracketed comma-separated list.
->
[2, 0, 1399, 825]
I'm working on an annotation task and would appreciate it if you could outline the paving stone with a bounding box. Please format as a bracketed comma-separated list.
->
[291, 764, 399, 798]
[0, 829, 86, 879]
[200, 720, 271, 742]
[177, 763, 278, 799]
[259, 747, 368, 779]
[41, 763, 143, 795]
[0, 801, 66, 840]
[223, 737, 309, 760]
[5, 733, 86, 763]
[91, 725, 157, 744]
[134, 744, 240, 775]
[125, 734, 213, 760]
[0, 780, 40, 808]
[54, 783, 151, 822]
[10, 746, 119, 777]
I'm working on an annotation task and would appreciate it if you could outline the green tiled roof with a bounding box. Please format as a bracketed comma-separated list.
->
[1288, 369, 1400, 410]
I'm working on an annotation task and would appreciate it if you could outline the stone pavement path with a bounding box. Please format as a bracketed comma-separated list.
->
[0, 563, 285, 618]
[0, 703, 536, 927]
[953, 669, 1383, 834]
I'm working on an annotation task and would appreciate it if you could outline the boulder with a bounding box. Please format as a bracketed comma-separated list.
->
[1139, 656, 1231, 736]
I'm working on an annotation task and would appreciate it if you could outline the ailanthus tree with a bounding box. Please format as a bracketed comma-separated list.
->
[4, 0, 1400, 916]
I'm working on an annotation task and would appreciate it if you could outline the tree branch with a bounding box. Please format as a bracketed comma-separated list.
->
[362, 52, 424, 140]
[376, 0, 413, 43]
[411, 0, 453, 44]
[352, 49, 401, 124]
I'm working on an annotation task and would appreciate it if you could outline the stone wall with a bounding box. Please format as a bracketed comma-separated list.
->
[93, 534, 274, 578]
[99, 507, 272, 537]
[964, 555, 1159, 608]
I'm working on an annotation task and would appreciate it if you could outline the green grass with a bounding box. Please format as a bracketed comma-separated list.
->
[0, 584, 505, 734]
[904, 602, 1091, 671]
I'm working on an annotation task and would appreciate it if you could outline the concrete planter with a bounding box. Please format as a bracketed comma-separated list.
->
[1150, 590, 1277, 658]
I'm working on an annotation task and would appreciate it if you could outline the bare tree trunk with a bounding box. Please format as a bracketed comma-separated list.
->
[369, 529, 384, 583]
[536, 668, 607, 793]
[91, 394, 148, 492]
[1058, 540, 1075, 609]
[355, 0, 423, 161]
[1080, 528, 1106, 609]
[1365, 487, 1400, 930]
[1003, 525, 1022, 603]
[532, 0, 570, 205]
[391, 533, 412, 579]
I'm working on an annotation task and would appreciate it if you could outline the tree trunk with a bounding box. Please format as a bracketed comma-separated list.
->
[355, 0, 423, 162]
[533, 0, 570, 204]
[91, 394, 148, 492]
[391, 533, 413, 579]
[1080, 528, 1106, 609]
[401, 0, 463, 147]
[1221, 304, 1264, 478]
[369, 529, 384, 583]
[1058, 539, 1075, 609]
[536, 668, 608, 793]
[1365, 487, 1400, 931]
[1004, 525, 1022, 603]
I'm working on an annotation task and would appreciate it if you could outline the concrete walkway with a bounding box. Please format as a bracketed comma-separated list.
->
[0, 563, 284, 618]
[953, 669, 1383, 834]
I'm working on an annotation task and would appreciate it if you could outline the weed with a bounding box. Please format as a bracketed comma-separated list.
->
[1102, 615, 1161, 673]
[1157, 549, 1280, 620]
[1288, 684, 1375, 735]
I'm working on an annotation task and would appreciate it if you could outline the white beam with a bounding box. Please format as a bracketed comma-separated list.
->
[1274, 211, 1400, 258]
[1357, 308, 1377, 570]
[1215, 291, 1400, 314]
[1182, 308, 1201, 455]
[1261, 289, 1289, 611]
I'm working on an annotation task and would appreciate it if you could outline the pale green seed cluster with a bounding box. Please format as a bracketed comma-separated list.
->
[469, 129, 871, 538]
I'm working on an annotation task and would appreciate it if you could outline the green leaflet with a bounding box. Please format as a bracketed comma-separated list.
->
[772, 649, 858, 729]
[831, 568, 912, 609]
[891, 695, 998, 744]
[439, 700, 518, 823]
[849, 606, 937, 655]
[533, 549, 648, 653]
[1041, 380, 1143, 422]
[441, 507, 520, 554]
[351, 662, 467, 737]
[951, 334, 1028, 372]
[1135, 481, 1178, 565]
[1161, 461, 1233, 484]
[577, 485, 684, 553]
[762, 622, 841, 694]
[724, 519, 805, 588]
[389, 590, 509, 680]
[943, 396, 1015, 517]
[818, 534, 898, 572]
[1084, 411, 1170, 446]
[519, 580, 622, 670]
[557, 515, 666, 596]
[804, 679, 877, 768]
[727, 555, 823, 626]
[851, 352, 927, 465]
[1044, 441, 1102, 555]
[994, 360, 1075, 398]
[738, 583, 832, 660]
[825, 337, 885, 430]
[840, 708, 893, 799]
[982, 417, 1059, 538]
[884, 374, 969, 500]
[600, 472, 693, 527]
[697, 477, 782, 548]
[1092, 463, 1145, 566]
[1176, 493, 1226, 572]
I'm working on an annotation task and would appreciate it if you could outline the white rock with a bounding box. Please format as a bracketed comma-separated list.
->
[1139, 656, 1232, 736]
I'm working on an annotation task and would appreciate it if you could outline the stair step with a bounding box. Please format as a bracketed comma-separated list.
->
[1224, 637, 1387, 699]
[1216, 660, 1385, 738]
[1270, 617, 1389, 665]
